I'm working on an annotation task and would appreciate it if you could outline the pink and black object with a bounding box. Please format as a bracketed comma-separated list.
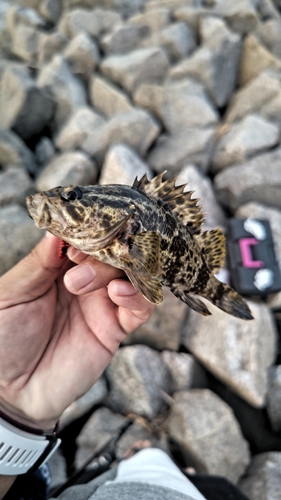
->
[227, 218, 281, 295]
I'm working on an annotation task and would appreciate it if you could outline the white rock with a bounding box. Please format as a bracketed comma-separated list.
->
[100, 143, 150, 185]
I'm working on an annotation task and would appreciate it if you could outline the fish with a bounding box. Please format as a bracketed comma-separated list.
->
[26, 173, 253, 320]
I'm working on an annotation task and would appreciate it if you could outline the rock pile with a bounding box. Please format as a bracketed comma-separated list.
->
[1, 0, 281, 498]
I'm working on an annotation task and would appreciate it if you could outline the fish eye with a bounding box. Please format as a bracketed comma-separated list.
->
[61, 187, 83, 202]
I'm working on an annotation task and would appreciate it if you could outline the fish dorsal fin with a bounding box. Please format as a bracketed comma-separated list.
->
[132, 173, 204, 235]
[195, 229, 226, 273]
[128, 231, 161, 276]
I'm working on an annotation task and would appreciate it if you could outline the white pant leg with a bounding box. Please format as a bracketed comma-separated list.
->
[109, 448, 207, 500]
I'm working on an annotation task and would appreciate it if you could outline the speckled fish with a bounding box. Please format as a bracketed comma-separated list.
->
[26, 173, 253, 320]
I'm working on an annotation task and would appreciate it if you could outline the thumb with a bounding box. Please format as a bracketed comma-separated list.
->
[0, 233, 69, 307]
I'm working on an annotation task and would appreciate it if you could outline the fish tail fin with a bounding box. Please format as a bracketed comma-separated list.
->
[202, 276, 253, 320]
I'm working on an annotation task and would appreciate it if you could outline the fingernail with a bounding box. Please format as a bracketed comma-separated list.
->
[67, 247, 81, 260]
[65, 264, 96, 292]
[113, 281, 137, 297]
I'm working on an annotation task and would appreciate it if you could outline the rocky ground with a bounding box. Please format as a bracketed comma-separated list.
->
[1, 0, 281, 498]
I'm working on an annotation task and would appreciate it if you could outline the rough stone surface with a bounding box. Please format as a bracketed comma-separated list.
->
[182, 300, 277, 408]
[99, 143, 151, 186]
[213, 0, 259, 34]
[100, 47, 169, 93]
[166, 389, 250, 482]
[39, 0, 63, 23]
[0, 128, 36, 174]
[55, 107, 105, 152]
[35, 137, 55, 167]
[0, 205, 43, 276]
[82, 108, 160, 161]
[106, 345, 171, 419]
[76, 407, 127, 467]
[239, 34, 281, 86]
[37, 31, 66, 67]
[11, 24, 39, 63]
[148, 128, 216, 175]
[0, 65, 54, 140]
[37, 55, 87, 129]
[255, 18, 281, 59]
[89, 76, 133, 118]
[266, 366, 281, 433]
[212, 114, 279, 172]
[115, 421, 169, 461]
[239, 452, 281, 500]
[0, 167, 34, 206]
[161, 351, 206, 392]
[48, 449, 67, 490]
[129, 7, 170, 32]
[159, 21, 196, 62]
[214, 147, 281, 211]
[36, 152, 97, 191]
[60, 377, 108, 429]
[123, 288, 187, 351]
[225, 70, 281, 124]
[170, 17, 241, 107]
[134, 79, 219, 132]
[100, 23, 148, 55]
[63, 32, 100, 79]
[177, 164, 227, 231]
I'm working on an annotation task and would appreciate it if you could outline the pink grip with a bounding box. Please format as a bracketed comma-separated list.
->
[239, 238, 264, 268]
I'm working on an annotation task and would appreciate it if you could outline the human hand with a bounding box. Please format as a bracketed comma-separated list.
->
[0, 233, 154, 431]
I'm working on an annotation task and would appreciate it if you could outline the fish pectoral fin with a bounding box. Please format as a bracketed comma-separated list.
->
[195, 229, 226, 274]
[173, 290, 211, 316]
[126, 261, 163, 304]
[128, 232, 161, 276]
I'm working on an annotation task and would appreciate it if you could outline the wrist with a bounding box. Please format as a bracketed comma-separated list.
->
[0, 400, 57, 434]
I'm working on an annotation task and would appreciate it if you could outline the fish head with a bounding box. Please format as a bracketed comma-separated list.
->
[26, 185, 136, 253]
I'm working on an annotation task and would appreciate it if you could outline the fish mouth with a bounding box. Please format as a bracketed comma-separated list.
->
[26, 194, 66, 231]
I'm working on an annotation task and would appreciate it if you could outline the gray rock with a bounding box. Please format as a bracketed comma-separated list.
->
[239, 34, 281, 86]
[99, 143, 151, 186]
[0, 65, 54, 141]
[166, 389, 250, 482]
[225, 70, 281, 124]
[82, 108, 160, 161]
[212, 0, 258, 34]
[212, 114, 279, 172]
[182, 300, 277, 408]
[161, 351, 206, 392]
[129, 7, 170, 32]
[235, 202, 281, 270]
[60, 377, 108, 429]
[0, 128, 36, 174]
[267, 366, 281, 433]
[48, 449, 67, 489]
[101, 23, 148, 55]
[64, 32, 100, 80]
[59, 8, 121, 39]
[177, 164, 227, 231]
[134, 79, 218, 133]
[100, 47, 169, 93]
[106, 345, 171, 419]
[255, 19, 281, 60]
[239, 452, 281, 500]
[174, 6, 208, 34]
[214, 147, 281, 211]
[39, 0, 63, 23]
[37, 55, 87, 129]
[160, 22, 196, 62]
[36, 152, 98, 191]
[146, 0, 202, 10]
[37, 31, 66, 67]
[148, 127, 216, 175]
[7, 4, 45, 35]
[115, 421, 169, 461]
[89, 75, 133, 119]
[257, 0, 281, 20]
[76, 407, 127, 467]
[0, 205, 43, 276]
[55, 107, 105, 152]
[35, 137, 55, 166]
[0, 167, 34, 206]
[11, 24, 39, 63]
[123, 288, 187, 351]
[170, 17, 241, 107]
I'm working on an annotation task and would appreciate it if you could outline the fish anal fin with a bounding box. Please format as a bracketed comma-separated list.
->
[172, 290, 211, 316]
[126, 263, 163, 304]
[196, 229, 226, 273]
[128, 232, 161, 276]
